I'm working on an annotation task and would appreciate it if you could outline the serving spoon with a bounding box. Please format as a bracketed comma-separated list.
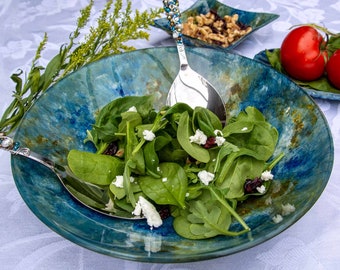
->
[163, 0, 226, 121]
[0, 134, 139, 219]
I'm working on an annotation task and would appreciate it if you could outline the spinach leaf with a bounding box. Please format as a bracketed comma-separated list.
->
[217, 154, 265, 198]
[158, 138, 188, 165]
[109, 179, 142, 200]
[96, 95, 154, 127]
[143, 132, 172, 177]
[224, 107, 279, 161]
[214, 141, 239, 173]
[192, 106, 222, 136]
[125, 120, 145, 175]
[109, 183, 126, 200]
[122, 119, 146, 206]
[227, 122, 278, 161]
[188, 199, 232, 238]
[67, 149, 124, 185]
[139, 162, 188, 208]
[163, 102, 193, 118]
[143, 140, 161, 178]
[85, 95, 154, 151]
[222, 121, 254, 137]
[173, 189, 249, 239]
[177, 111, 210, 163]
[118, 111, 142, 134]
[123, 159, 137, 206]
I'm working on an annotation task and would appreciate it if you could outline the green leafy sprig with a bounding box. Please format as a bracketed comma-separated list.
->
[0, 0, 162, 135]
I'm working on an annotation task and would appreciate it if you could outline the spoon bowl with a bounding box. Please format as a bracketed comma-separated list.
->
[163, 0, 226, 121]
[0, 134, 139, 219]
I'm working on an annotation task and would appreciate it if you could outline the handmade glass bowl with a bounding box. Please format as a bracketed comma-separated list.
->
[153, 0, 279, 50]
[11, 46, 333, 263]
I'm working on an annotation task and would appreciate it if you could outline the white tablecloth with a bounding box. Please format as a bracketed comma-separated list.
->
[1, 1, 339, 269]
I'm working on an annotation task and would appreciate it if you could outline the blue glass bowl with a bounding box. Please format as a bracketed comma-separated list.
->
[11, 46, 333, 263]
[153, 0, 279, 50]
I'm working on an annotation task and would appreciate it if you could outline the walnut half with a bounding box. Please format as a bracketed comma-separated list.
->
[182, 12, 252, 47]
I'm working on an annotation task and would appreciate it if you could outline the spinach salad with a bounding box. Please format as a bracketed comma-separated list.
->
[67, 95, 284, 239]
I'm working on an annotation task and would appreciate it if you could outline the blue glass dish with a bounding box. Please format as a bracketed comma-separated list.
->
[254, 49, 340, 101]
[11, 46, 333, 263]
[153, 0, 279, 50]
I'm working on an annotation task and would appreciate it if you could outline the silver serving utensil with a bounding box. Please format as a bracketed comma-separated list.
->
[0, 134, 139, 219]
[163, 0, 226, 121]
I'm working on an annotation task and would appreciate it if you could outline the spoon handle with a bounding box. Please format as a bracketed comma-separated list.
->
[163, 0, 189, 68]
[0, 134, 56, 170]
[0, 133, 112, 213]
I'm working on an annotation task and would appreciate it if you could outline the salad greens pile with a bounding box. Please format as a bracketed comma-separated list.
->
[67, 95, 283, 239]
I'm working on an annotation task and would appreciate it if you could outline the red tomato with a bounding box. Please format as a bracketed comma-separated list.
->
[280, 26, 328, 81]
[326, 49, 340, 89]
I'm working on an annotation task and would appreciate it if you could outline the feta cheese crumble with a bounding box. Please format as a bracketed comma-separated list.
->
[143, 130, 156, 141]
[132, 196, 163, 229]
[215, 136, 226, 146]
[104, 198, 115, 211]
[127, 106, 137, 112]
[272, 214, 283, 223]
[281, 203, 296, 216]
[214, 129, 226, 146]
[241, 127, 248, 131]
[162, 177, 167, 182]
[261, 170, 274, 181]
[113, 175, 124, 188]
[256, 185, 266, 194]
[189, 129, 207, 145]
[112, 175, 134, 188]
[198, 170, 215, 185]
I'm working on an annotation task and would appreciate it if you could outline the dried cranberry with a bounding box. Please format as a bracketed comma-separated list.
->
[103, 142, 118, 156]
[203, 136, 216, 149]
[244, 177, 263, 194]
[157, 205, 171, 220]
